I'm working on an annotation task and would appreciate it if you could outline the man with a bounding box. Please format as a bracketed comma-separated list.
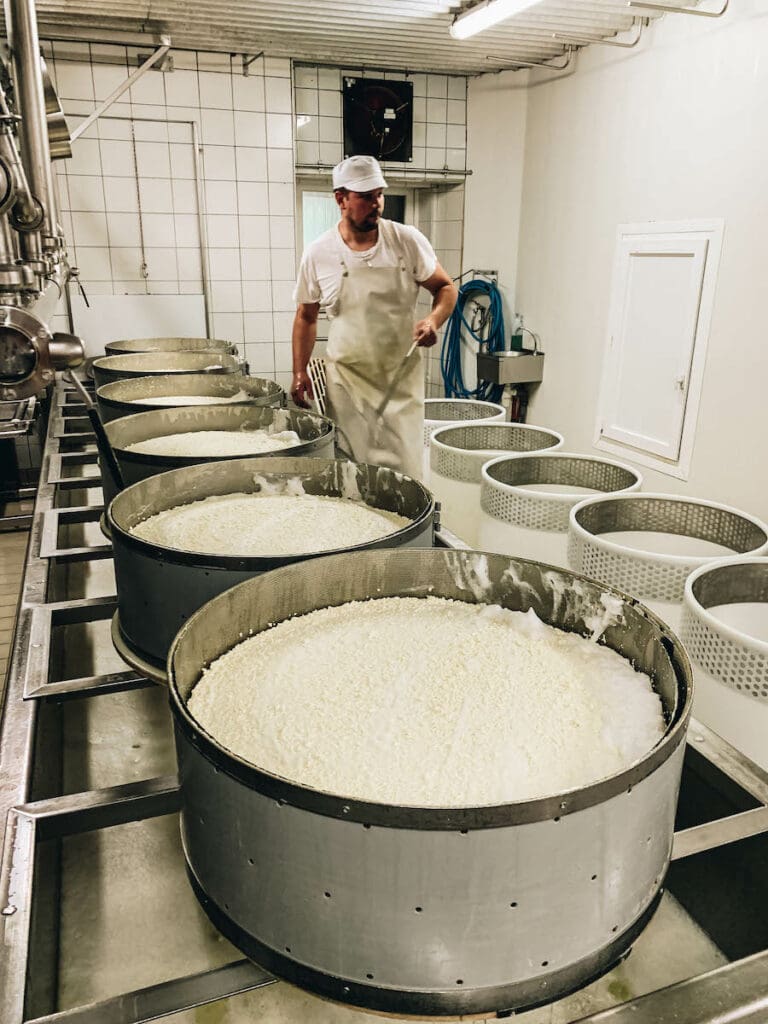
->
[291, 155, 457, 480]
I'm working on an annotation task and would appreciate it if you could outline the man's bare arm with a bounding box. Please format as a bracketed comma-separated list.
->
[290, 302, 320, 407]
[414, 263, 458, 347]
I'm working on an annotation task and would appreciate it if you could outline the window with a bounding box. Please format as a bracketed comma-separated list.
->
[298, 181, 409, 250]
[594, 219, 723, 479]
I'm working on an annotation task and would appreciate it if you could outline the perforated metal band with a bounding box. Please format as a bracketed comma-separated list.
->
[422, 399, 505, 448]
[681, 608, 768, 700]
[569, 496, 768, 605]
[431, 424, 563, 483]
[481, 455, 641, 533]
[681, 559, 768, 701]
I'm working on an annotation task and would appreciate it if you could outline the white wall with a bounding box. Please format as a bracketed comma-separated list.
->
[464, 70, 527, 309]
[467, 5, 768, 521]
[47, 42, 297, 390]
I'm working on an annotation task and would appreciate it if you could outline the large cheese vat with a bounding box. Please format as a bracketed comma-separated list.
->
[479, 453, 642, 569]
[96, 373, 283, 423]
[422, 398, 505, 479]
[100, 405, 335, 506]
[104, 336, 238, 357]
[109, 458, 435, 677]
[168, 547, 691, 1019]
[681, 557, 768, 770]
[429, 423, 563, 546]
[568, 493, 768, 633]
[92, 351, 241, 390]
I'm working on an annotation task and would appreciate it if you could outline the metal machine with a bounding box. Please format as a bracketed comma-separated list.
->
[0, 0, 83, 516]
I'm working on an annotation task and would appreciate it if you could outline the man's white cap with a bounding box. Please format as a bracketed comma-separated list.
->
[332, 155, 388, 192]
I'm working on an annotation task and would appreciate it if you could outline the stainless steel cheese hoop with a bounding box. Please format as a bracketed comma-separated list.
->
[104, 336, 238, 357]
[91, 350, 242, 390]
[109, 456, 436, 672]
[167, 547, 691, 1019]
[96, 372, 283, 423]
[100, 404, 336, 506]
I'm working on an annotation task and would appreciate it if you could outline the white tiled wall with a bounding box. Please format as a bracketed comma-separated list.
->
[411, 186, 465, 398]
[47, 42, 297, 388]
[294, 66, 467, 175]
[47, 44, 468, 393]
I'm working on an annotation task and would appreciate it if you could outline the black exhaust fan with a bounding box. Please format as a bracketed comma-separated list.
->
[342, 76, 413, 163]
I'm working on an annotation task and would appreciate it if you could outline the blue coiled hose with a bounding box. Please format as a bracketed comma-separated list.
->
[440, 278, 505, 403]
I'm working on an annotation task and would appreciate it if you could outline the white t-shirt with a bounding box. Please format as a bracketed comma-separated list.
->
[293, 219, 437, 317]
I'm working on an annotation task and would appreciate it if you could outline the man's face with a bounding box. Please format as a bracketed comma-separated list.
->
[337, 188, 385, 232]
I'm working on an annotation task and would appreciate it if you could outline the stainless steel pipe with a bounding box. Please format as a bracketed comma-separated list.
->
[4, 0, 57, 248]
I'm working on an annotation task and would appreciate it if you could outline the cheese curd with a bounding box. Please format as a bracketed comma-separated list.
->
[188, 596, 665, 806]
[124, 428, 301, 457]
[130, 492, 411, 555]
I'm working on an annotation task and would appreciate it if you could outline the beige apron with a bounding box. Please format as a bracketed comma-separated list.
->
[325, 231, 424, 480]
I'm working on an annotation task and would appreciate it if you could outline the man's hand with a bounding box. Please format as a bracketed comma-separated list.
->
[290, 370, 314, 408]
[413, 316, 438, 348]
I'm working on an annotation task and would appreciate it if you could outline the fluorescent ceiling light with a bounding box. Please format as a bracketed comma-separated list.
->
[450, 0, 543, 40]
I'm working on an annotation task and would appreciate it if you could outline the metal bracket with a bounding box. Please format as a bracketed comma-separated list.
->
[242, 52, 264, 77]
[485, 46, 574, 73]
[554, 18, 646, 48]
[628, 0, 728, 16]
[23, 598, 152, 700]
[46, 450, 101, 489]
[39, 506, 112, 561]
[71, 36, 172, 142]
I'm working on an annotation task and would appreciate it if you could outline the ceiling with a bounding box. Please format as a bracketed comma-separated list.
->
[27, 0, 702, 76]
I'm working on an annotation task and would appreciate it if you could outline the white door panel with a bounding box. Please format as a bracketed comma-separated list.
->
[599, 232, 710, 462]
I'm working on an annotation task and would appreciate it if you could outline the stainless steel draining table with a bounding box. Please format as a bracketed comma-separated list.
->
[1, 378, 767, 1024]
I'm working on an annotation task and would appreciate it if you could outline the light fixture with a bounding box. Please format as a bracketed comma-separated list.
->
[450, 0, 544, 40]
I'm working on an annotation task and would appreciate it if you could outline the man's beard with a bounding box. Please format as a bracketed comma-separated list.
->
[351, 212, 379, 232]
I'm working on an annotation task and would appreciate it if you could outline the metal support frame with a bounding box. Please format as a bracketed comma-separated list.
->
[38, 506, 111, 560]
[71, 37, 172, 143]
[628, 0, 728, 16]
[241, 52, 264, 77]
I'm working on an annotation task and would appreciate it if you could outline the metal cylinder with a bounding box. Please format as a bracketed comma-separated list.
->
[103, 337, 238, 357]
[4, 0, 57, 244]
[568, 493, 768, 633]
[96, 372, 283, 423]
[49, 332, 84, 370]
[429, 422, 564, 545]
[479, 452, 642, 570]
[168, 548, 691, 1018]
[91, 350, 242, 390]
[423, 398, 506, 480]
[101, 404, 336, 506]
[681, 557, 768, 771]
[110, 457, 435, 671]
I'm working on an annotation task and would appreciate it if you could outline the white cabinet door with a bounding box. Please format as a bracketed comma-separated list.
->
[600, 234, 709, 461]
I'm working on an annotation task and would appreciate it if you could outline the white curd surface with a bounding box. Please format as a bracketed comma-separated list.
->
[130, 492, 410, 555]
[188, 596, 665, 805]
[131, 390, 252, 406]
[124, 428, 301, 457]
